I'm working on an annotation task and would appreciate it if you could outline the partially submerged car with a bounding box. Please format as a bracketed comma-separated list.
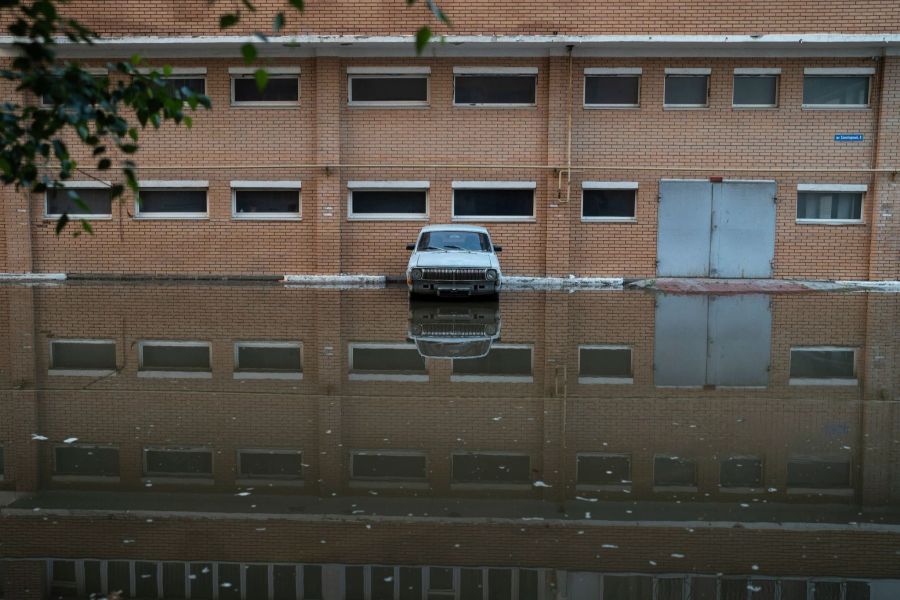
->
[408, 299, 501, 359]
[406, 225, 503, 297]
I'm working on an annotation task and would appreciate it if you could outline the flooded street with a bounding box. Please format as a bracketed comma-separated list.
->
[0, 284, 899, 599]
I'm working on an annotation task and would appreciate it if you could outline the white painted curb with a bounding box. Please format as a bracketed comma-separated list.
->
[0, 272, 66, 281]
[283, 274, 386, 287]
[504, 276, 624, 289]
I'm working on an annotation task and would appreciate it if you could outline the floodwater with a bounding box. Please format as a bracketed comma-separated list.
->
[0, 283, 898, 599]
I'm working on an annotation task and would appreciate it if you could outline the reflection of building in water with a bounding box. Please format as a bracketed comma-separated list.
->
[0, 285, 899, 598]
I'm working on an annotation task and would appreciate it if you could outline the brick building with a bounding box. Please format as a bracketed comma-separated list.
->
[1, 1, 899, 280]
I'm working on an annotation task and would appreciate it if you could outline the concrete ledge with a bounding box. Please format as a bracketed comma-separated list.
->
[504, 276, 624, 289]
[68, 273, 282, 281]
[0, 272, 66, 281]
[631, 278, 900, 294]
[284, 274, 387, 287]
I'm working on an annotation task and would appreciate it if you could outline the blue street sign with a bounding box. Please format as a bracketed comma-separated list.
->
[834, 133, 864, 142]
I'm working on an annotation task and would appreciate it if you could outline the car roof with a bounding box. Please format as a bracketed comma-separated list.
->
[418, 224, 490, 234]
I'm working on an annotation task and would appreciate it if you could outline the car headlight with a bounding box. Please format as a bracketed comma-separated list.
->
[485, 269, 498, 281]
[411, 268, 424, 280]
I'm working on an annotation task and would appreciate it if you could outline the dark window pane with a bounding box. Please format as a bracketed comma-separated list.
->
[579, 347, 632, 377]
[430, 567, 454, 591]
[345, 566, 365, 600]
[273, 565, 297, 600]
[0, 447, 3, 478]
[519, 570, 539, 600]
[219, 563, 241, 600]
[84, 561, 104, 597]
[353, 452, 427, 480]
[234, 76, 299, 102]
[721, 579, 749, 600]
[455, 75, 536, 104]
[577, 454, 630, 486]
[51, 560, 77, 584]
[453, 347, 531, 376]
[145, 449, 213, 476]
[585, 75, 640, 105]
[454, 189, 534, 218]
[108, 561, 132, 598]
[734, 75, 778, 105]
[582, 189, 636, 218]
[658, 578, 684, 600]
[234, 190, 299, 215]
[162, 562, 187, 599]
[141, 344, 210, 371]
[665, 75, 708, 105]
[813, 581, 842, 600]
[790, 349, 856, 378]
[239, 451, 303, 479]
[351, 76, 428, 102]
[400, 567, 423, 600]
[781, 581, 808, 600]
[460, 569, 484, 600]
[418, 231, 491, 251]
[787, 457, 851, 488]
[51, 341, 116, 370]
[488, 569, 512, 600]
[352, 190, 427, 215]
[797, 192, 862, 221]
[165, 77, 206, 95]
[750, 580, 778, 600]
[237, 345, 302, 372]
[604, 575, 653, 600]
[720, 457, 762, 487]
[245, 565, 269, 600]
[372, 566, 395, 600]
[691, 577, 718, 600]
[352, 347, 426, 373]
[654, 456, 697, 486]
[139, 190, 207, 214]
[190, 563, 214, 600]
[304, 565, 323, 600]
[55, 446, 120, 477]
[846, 582, 871, 600]
[46, 188, 112, 216]
[804, 76, 869, 105]
[452, 453, 530, 484]
[135, 561, 159, 598]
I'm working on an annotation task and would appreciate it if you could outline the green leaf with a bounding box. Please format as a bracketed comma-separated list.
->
[219, 13, 240, 28]
[240, 0, 257, 12]
[80, 219, 93, 234]
[97, 158, 111, 170]
[415, 26, 432, 54]
[241, 43, 257, 64]
[254, 68, 269, 92]
[426, 0, 451, 24]
[288, 0, 304, 11]
[55, 213, 69, 235]
[273, 12, 285, 32]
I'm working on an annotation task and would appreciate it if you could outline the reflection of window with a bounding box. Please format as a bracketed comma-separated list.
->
[453, 67, 537, 106]
[422, 567, 540, 600]
[654, 455, 697, 488]
[138, 341, 211, 378]
[237, 449, 303, 480]
[452, 182, 536, 221]
[136, 181, 209, 219]
[49, 339, 116, 375]
[732, 69, 780, 107]
[231, 181, 301, 219]
[144, 447, 213, 478]
[803, 68, 872, 107]
[720, 456, 762, 488]
[604, 575, 653, 600]
[451, 452, 531, 485]
[230, 67, 300, 105]
[54, 445, 120, 478]
[578, 345, 633, 383]
[348, 181, 429, 220]
[787, 456, 851, 490]
[576, 453, 631, 488]
[584, 68, 641, 107]
[349, 343, 427, 382]
[451, 345, 533, 383]
[50, 560, 78, 598]
[351, 451, 427, 481]
[796, 185, 865, 223]
[664, 68, 710, 107]
[789, 347, 857, 385]
[348, 67, 429, 106]
[45, 185, 113, 219]
[0, 446, 4, 480]
[234, 342, 302, 379]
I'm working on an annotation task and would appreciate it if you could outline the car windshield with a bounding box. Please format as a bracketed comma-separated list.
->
[418, 231, 491, 252]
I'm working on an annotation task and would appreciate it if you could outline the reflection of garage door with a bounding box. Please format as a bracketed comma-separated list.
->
[657, 179, 777, 278]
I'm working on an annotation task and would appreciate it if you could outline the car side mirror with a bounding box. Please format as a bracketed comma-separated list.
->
[493, 245, 503, 252]
[406, 243, 416, 251]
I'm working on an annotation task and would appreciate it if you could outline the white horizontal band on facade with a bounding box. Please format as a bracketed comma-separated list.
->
[138, 180, 209, 188]
[582, 181, 639, 190]
[453, 66, 538, 75]
[734, 67, 782, 75]
[347, 66, 430, 75]
[136, 67, 207, 75]
[228, 66, 301, 75]
[347, 181, 429, 189]
[797, 183, 868, 192]
[231, 180, 302, 189]
[804, 67, 876, 75]
[665, 67, 712, 75]
[584, 67, 642, 75]
[84, 67, 109, 76]
[57, 180, 112, 189]
[452, 181, 537, 189]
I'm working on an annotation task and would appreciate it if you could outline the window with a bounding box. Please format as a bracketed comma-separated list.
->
[40, 67, 107, 107]
[787, 456, 851, 490]
[803, 68, 872, 108]
[576, 453, 631, 488]
[581, 183, 637, 221]
[231, 181, 301, 219]
[237, 449, 303, 481]
[578, 346, 633, 383]
[348, 181, 429, 220]
[583, 68, 641, 107]
[351, 451, 427, 482]
[45, 184, 112, 219]
[452, 182, 536, 221]
[417, 230, 491, 252]
[451, 452, 531, 485]
[796, 184, 865, 223]
[230, 67, 300, 105]
[664, 68, 710, 107]
[138, 341, 212, 378]
[234, 342, 302, 380]
[348, 67, 429, 106]
[733, 68, 780, 107]
[138, 67, 207, 95]
[604, 575, 653, 600]
[789, 347, 857, 385]
[453, 67, 537, 106]
[654, 455, 697, 488]
[54, 445, 120, 478]
[0, 446, 4, 481]
[720, 456, 762, 488]
[49, 339, 116, 375]
[144, 447, 213, 478]
[451, 345, 533, 382]
[136, 181, 208, 219]
[349, 343, 427, 382]
[50, 560, 78, 598]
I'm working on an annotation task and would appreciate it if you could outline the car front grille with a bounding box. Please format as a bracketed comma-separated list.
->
[420, 323, 489, 337]
[421, 268, 487, 281]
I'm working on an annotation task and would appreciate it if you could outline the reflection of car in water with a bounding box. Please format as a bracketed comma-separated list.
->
[405, 225, 503, 298]
[408, 299, 501, 359]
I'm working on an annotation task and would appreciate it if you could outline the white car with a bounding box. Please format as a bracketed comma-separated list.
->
[406, 225, 503, 297]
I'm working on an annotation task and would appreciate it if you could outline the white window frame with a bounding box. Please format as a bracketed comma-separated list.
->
[451, 181, 537, 223]
[52, 443, 120, 482]
[44, 181, 114, 220]
[233, 341, 303, 380]
[135, 180, 209, 220]
[137, 340, 212, 379]
[348, 342, 428, 382]
[450, 450, 532, 489]
[583, 67, 642, 109]
[718, 454, 764, 492]
[664, 68, 711, 109]
[575, 452, 632, 492]
[347, 181, 430, 221]
[350, 449, 428, 487]
[347, 66, 430, 107]
[795, 183, 866, 225]
[236, 448, 304, 485]
[786, 454, 853, 496]
[143, 446, 214, 482]
[580, 183, 639, 223]
[788, 346, 858, 386]
[229, 66, 300, 107]
[48, 338, 117, 377]
[652, 454, 698, 492]
[577, 344, 634, 384]
[452, 66, 538, 108]
[802, 67, 874, 109]
[732, 68, 781, 109]
[450, 343, 534, 383]
[230, 181, 302, 221]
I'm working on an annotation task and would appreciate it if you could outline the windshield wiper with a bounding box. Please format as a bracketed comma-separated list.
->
[442, 245, 470, 251]
[423, 245, 445, 251]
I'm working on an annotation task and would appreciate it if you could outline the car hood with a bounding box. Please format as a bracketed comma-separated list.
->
[412, 251, 497, 269]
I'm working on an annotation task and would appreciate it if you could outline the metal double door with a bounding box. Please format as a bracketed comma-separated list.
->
[657, 179, 777, 278]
